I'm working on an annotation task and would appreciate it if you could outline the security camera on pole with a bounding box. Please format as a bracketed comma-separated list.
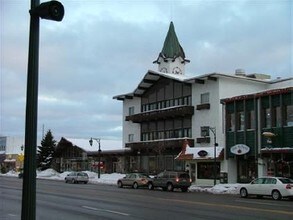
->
[22, 1, 64, 220]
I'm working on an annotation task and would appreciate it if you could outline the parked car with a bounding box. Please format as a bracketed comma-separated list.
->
[65, 172, 89, 184]
[147, 171, 192, 192]
[239, 177, 293, 200]
[117, 173, 151, 189]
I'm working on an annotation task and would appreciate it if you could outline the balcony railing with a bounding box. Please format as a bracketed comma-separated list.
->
[126, 106, 194, 123]
[125, 138, 194, 151]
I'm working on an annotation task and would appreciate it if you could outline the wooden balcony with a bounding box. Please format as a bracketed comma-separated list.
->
[126, 106, 194, 123]
[125, 138, 194, 151]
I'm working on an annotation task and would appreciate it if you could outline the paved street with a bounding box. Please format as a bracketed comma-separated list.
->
[0, 176, 292, 220]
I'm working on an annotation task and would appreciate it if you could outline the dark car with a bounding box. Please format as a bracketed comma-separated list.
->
[148, 171, 192, 192]
[65, 171, 89, 184]
[117, 173, 151, 189]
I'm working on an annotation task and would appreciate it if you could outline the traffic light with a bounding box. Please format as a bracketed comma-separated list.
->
[30, 1, 64, 22]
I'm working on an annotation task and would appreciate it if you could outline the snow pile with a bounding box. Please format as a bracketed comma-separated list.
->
[0, 169, 242, 195]
[189, 184, 241, 194]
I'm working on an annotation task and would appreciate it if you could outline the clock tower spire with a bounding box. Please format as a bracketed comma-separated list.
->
[153, 22, 189, 75]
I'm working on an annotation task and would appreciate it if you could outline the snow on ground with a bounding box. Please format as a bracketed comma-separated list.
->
[0, 169, 242, 195]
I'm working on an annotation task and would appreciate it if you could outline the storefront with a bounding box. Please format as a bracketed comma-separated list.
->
[261, 148, 293, 178]
[176, 140, 224, 186]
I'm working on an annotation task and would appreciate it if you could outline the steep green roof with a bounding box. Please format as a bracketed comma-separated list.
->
[160, 22, 186, 59]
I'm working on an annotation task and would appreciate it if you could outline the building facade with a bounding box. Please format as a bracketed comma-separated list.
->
[222, 87, 293, 183]
[0, 136, 25, 172]
[114, 21, 293, 185]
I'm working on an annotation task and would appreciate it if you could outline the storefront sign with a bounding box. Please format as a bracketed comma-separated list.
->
[198, 150, 208, 157]
[230, 144, 250, 155]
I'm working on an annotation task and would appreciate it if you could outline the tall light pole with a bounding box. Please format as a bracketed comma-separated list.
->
[203, 126, 218, 186]
[22, 1, 64, 219]
[89, 138, 102, 178]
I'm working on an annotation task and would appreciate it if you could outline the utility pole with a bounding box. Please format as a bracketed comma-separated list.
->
[21, 1, 64, 219]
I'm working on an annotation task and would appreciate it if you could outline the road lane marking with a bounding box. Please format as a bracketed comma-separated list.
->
[158, 198, 293, 216]
[235, 199, 292, 207]
[82, 205, 130, 216]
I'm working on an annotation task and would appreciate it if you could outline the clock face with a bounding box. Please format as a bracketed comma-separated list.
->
[172, 67, 182, 74]
[160, 67, 168, 73]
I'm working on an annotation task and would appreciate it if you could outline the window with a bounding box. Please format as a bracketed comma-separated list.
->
[183, 96, 191, 105]
[128, 134, 134, 142]
[236, 111, 245, 131]
[263, 108, 271, 128]
[272, 106, 282, 127]
[197, 162, 220, 179]
[201, 126, 210, 137]
[227, 113, 235, 132]
[247, 110, 255, 129]
[183, 128, 191, 138]
[142, 133, 148, 141]
[201, 93, 209, 104]
[285, 105, 293, 126]
[128, 107, 134, 116]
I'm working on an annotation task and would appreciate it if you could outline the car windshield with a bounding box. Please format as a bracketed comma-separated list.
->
[278, 178, 293, 184]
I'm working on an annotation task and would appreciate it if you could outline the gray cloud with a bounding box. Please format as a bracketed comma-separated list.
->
[1, 0, 291, 140]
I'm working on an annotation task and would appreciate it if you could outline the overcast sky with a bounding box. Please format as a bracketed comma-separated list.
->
[0, 0, 292, 141]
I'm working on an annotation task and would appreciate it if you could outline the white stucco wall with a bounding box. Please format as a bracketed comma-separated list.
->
[192, 79, 224, 148]
[122, 97, 141, 147]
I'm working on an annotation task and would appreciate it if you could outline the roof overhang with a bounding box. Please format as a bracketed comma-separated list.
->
[113, 70, 190, 100]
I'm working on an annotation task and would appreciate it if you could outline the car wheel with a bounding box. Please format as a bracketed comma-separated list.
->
[71, 179, 75, 184]
[65, 179, 68, 183]
[133, 182, 139, 189]
[117, 181, 123, 188]
[167, 183, 174, 192]
[272, 190, 282, 200]
[181, 187, 188, 192]
[148, 182, 154, 190]
[240, 188, 248, 198]
[84, 181, 88, 184]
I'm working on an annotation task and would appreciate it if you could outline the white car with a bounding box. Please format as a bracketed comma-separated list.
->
[240, 177, 293, 200]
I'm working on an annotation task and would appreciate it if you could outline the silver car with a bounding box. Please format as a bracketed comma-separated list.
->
[117, 173, 151, 189]
[65, 172, 89, 184]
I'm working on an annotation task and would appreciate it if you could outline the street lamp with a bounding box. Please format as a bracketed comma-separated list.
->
[203, 126, 218, 186]
[89, 138, 102, 178]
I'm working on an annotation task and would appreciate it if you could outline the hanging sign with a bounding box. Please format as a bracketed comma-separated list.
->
[198, 150, 208, 157]
[230, 144, 250, 155]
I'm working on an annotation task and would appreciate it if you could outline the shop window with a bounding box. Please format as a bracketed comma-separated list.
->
[285, 105, 293, 126]
[165, 156, 173, 171]
[197, 162, 220, 179]
[272, 106, 282, 127]
[149, 157, 156, 174]
[263, 108, 271, 128]
[236, 111, 245, 131]
[227, 113, 235, 132]
[246, 110, 255, 129]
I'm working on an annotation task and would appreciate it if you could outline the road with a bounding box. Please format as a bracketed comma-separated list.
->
[0, 176, 292, 220]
